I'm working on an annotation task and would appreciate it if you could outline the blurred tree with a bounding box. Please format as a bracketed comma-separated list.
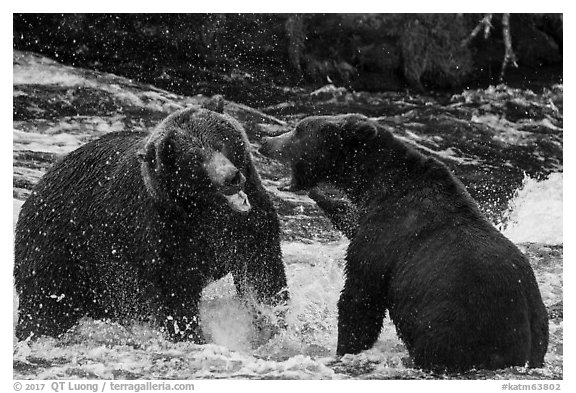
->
[13, 13, 562, 101]
[201, 14, 227, 61]
[285, 14, 306, 74]
[461, 13, 519, 81]
[399, 14, 473, 90]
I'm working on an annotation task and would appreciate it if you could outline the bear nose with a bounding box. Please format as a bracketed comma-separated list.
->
[225, 170, 245, 188]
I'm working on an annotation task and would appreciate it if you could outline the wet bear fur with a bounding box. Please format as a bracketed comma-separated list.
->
[14, 103, 288, 342]
[261, 114, 548, 372]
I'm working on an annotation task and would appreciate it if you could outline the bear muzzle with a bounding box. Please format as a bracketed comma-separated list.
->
[204, 151, 251, 213]
[221, 171, 251, 214]
[260, 133, 293, 164]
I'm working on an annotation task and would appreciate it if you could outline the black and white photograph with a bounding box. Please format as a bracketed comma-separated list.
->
[9, 8, 566, 387]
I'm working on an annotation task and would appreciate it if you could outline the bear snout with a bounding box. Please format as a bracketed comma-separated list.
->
[260, 134, 292, 163]
[204, 151, 251, 212]
[204, 151, 242, 189]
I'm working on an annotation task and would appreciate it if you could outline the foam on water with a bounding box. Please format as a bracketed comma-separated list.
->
[198, 241, 347, 359]
[500, 172, 563, 245]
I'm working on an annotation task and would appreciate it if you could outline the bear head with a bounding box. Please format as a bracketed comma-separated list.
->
[139, 107, 252, 213]
[260, 114, 382, 191]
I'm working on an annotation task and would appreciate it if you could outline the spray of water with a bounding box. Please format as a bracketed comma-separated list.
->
[499, 172, 563, 245]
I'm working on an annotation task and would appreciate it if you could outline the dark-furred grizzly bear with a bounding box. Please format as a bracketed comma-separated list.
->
[260, 114, 548, 372]
[15, 104, 288, 342]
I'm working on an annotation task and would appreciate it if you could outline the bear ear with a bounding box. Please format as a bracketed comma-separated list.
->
[346, 121, 379, 143]
[138, 130, 177, 170]
[202, 95, 225, 113]
[138, 130, 178, 202]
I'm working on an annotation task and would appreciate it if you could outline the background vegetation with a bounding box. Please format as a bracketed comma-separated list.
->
[14, 14, 562, 106]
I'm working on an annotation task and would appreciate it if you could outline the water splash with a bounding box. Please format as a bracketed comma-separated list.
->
[198, 241, 346, 358]
[500, 172, 563, 245]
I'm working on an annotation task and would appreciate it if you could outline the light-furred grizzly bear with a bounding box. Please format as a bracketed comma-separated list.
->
[260, 113, 548, 372]
[15, 103, 288, 342]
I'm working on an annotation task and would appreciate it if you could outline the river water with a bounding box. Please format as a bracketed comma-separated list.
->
[12, 173, 563, 379]
[11, 51, 563, 380]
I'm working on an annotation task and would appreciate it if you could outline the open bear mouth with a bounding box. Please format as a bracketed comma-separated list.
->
[223, 190, 251, 213]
